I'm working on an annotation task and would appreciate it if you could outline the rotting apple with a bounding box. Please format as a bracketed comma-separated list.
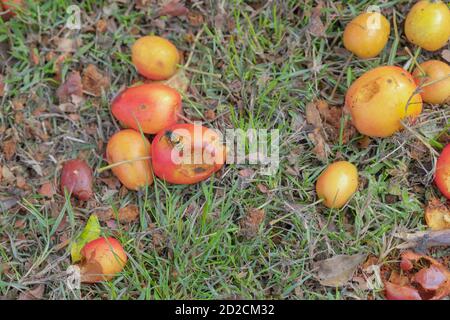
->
[111, 83, 182, 134]
[413, 60, 450, 105]
[315, 161, 358, 209]
[80, 237, 127, 283]
[405, 0, 450, 52]
[343, 11, 390, 59]
[435, 144, 450, 199]
[60, 159, 93, 201]
[345, 66, 423, 138]
[132, 35, 180, 80]
[152, 123, 226, 185]
[106, 129, 153, 191]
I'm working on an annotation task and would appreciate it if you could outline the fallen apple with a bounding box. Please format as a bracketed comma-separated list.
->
[106, 129, 153, 190]
[132, 35, 180, 80]
[80, 237, 127, 283]
[405, 0, 450, 51]
[111, 83, 182, 134]
[435, 144, 450, 199]
[413, 60, 450, 105]
[60, 159, 93, 201]
[152, 123, 226, 184]
[345, 66, 423, 138]
[315, 161, 358, 209]
[343, 11, 390, 59]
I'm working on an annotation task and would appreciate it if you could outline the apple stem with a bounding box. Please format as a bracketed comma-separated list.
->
[97, 156, 152, 174]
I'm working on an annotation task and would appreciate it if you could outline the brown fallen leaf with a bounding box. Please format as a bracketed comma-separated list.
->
[38, 182, 56, 198]
[117, 205, 139, 223]
[305, 101, 323, 128]
[95, 205, 139, 224]
[315, 253, 366, 287]
[442, 49, 450, 63]
[158, 0, 189, 17]
[238, 168, 255, 178]
[2, 138, 16, 161]
[307, 3, 326, 37]
[187, 11, 204, 26]
[395, 229, 450, 250]
[18, 285, 45, 300]
[82, 64, 110, 97]
[57, 71, 83, 103]
[424, 198, 450, 231]
[308, 128, 329, 162]
[158, 69, 189, 95]
[239, 208, 266, 239]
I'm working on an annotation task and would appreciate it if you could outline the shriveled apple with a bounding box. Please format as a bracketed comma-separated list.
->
[152, 123, 226, 184]
[111, 83, 182, 134]
[79, 237, 127, 283]
[60, 159, 93, 201]
[106, 129, 153, 190]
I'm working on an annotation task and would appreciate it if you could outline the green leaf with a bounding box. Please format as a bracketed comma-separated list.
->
[70, 215, 101, 263]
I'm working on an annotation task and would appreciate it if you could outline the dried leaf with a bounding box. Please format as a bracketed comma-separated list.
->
[305, 102, 323, 128]
[239, 208, 265, 239]
[308, 4, 326, 37]
[18, 285, 45, 300]
[2, 138, 16, 161]
[82, 64, 110, 97]
[413, 265, 447, 291]
[238, 168, 255, 178]
[442, 50, 450, 63]
[159, 69, 189, 95]
[57, 72, 83, 103]
[158, 0, 189, 17]
[38, 182, 56, 198]
[117, 205, 139, 223]
[70, 215, 101, 263]
[425, 198, 450, 231]
[315, 254, 366, 287]
[308, 128, 328, 162]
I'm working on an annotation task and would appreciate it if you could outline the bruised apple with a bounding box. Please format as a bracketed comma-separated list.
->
[60, 159, 93, 201]
[111, 83, 182, 134]
[152, 123, 226, 185]
[345, 66, 423, 138]
[413, 60, 450, 105]
[106, 129, 153, 190]
[435, 144, 450, 199]
[343, 12, 390, 59]
[425, 198, 450, 231]
[80, 237, 127, 283]
[132, 35, 180, 80]
[405, 0, 450, 51]
[316, 161, 358, 209]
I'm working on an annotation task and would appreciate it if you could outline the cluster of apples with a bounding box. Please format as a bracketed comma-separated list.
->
[59, 36, 228, 282]
[108, 35, 226, 189]
[315, 0, 450, 211]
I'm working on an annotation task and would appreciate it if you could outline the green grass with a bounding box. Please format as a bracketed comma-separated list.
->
[0, 0, 449, 300]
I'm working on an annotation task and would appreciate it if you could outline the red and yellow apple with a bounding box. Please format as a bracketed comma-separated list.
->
[80, 237, 127, 283]
[345, 66, 423, 138]
[435, 144, 450, 199]
[60, 159, 93, 201]
[106, 129, 153, 190]
[413, 60, 450, 105]
[111, 83, 182, 134]
[152, 123, 226, 184]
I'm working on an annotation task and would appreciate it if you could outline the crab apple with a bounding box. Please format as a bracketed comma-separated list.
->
[60, 159, 93, 201]
[152, 123, 226, 185]
[111, 83, 182, 134]
[106, 129, 153, 190]
[131, 35, 180, 80]
[345, 66, 423, 138]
